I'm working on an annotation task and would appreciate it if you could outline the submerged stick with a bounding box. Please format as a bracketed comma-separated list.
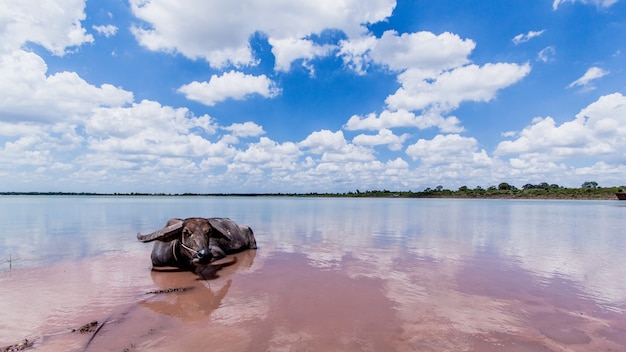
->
[83, 319, 108, 351]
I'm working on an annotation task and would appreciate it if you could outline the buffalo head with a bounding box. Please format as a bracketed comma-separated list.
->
[137, 217, 256, 269]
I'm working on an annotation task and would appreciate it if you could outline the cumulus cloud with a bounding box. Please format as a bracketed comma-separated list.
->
[344, 110, 463, 133]
[234, 137, 300, 168]
[129, 0, 395, 68]
[0, 0, 93, 55]
[5, 0, 621, 193]
[373, 31, 474, 71]
[552, 0, 619, 10]
[345, 30, 475, 74]
[94, 104, 218, 159]
[406, 134, 492, 168]
[0, 50, 133, 123]
[512, 30, 545, 45]
[339, 30, 530, 133]
[269, 38, 334, 72]
[222, 122, 266, 138]
[92, 24, 118, 37]
[495, 93, 626, 162]
[299, 130, 375, 162]
[178, 71, 280, 106]
[0, 133, 53, 167]
[567, 66, 609, 90]
[386, 62, 532, 112]
[352, 129, 410, 151]
[86, 100, 215, 140]
[299, 130, 349, 154]
[338, 35, 378, 74]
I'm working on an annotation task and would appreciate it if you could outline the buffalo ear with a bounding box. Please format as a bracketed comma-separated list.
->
[207, 218, 235, 241]
[137, 220, 184, 242]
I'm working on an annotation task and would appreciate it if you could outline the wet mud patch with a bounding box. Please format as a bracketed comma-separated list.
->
[145, 287, 191, 295]
[71, 321, 100, 334]
[532, 312, 591, 344]
[1, 339, 33, 352]
[468, 332, 554, 352]
[3, 245, 626, 351]
[1, 320, 105, 352]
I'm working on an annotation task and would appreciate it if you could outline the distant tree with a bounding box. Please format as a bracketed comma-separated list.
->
[549, 184, 561, 189]
[435, 185, 443, 192]
[488, 185, 497, 191]
[581, 181, 598, 189]
[498, 182, 513, 190]
[424, 187, 432, 192]
[522, 183, 535, 190]
[538, 182, 550, 189]
[458, 185, 468, 192]
[474, 185, 484, 191]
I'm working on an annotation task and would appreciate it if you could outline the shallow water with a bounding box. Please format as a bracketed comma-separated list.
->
[1, 196, 625, 351]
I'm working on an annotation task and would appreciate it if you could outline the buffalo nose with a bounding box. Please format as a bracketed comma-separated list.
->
[196, 249, 207, 258]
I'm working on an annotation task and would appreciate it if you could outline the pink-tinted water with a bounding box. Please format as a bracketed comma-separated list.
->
[1, 248, 626, 351]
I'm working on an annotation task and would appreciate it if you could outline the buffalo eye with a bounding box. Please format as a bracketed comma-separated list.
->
[182, 229, 191, 238]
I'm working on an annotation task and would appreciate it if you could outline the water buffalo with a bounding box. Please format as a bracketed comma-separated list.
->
[137, 217, 257, 269]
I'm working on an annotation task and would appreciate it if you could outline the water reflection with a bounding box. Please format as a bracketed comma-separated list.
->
[1, 196, 626, 351]
[251, 198, 626, 310]
[142, 250, 257, 322]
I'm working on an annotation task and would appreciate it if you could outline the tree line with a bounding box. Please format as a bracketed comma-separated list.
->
[0, 181, 622, 199]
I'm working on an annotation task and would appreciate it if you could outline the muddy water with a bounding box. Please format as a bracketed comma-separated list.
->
[1, 197, 626, 351]
[2, 248, 626, 351]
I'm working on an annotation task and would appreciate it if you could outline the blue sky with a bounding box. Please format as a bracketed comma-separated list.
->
[1, 0, 625, 193]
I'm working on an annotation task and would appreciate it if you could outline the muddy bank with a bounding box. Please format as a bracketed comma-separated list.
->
[2, 247, 626, 351]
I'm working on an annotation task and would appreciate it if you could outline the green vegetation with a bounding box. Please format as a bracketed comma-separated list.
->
[1, 182, 624, 200]
[331, 183, 623, 200]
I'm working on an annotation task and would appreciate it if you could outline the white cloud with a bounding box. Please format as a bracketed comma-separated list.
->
[234, 137, 301, 168]
[0, 120, 84, 172]
[0, 50, 133, 123]
[567, 66, 609, 90]
[222, 122, 266, 138]
[501, 131, 518, 138]
[352, 129, 410, 151]
[0, 121, 46, 137]
[537, 46, 556, 63]
[344, 109, 463, 133]
[338, 35, 378, 74]
[299, 129, 376, 163]
[178, 71, 280, 106]
[574, 161, 626, 180]
[299, 130, 349, 154]
[406, 134, 492, 168]
[92, 24, 118, 37]
[129, 0, 395, 68]
[269, 37, 334, 72]
[0, 134, 52, 167]
[340, 30, 529, 135]
[512, 30, 545, 45]
[553, 0, 619, 10]
[86, 100, 218, 156]
[386, 62, 532, 112]
[368, 30, 475, 72]
[0, 0, 93, 55]
[495, 93, 626, 160]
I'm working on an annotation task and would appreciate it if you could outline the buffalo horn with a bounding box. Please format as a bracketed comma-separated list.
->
[137, 220, 184, 242]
